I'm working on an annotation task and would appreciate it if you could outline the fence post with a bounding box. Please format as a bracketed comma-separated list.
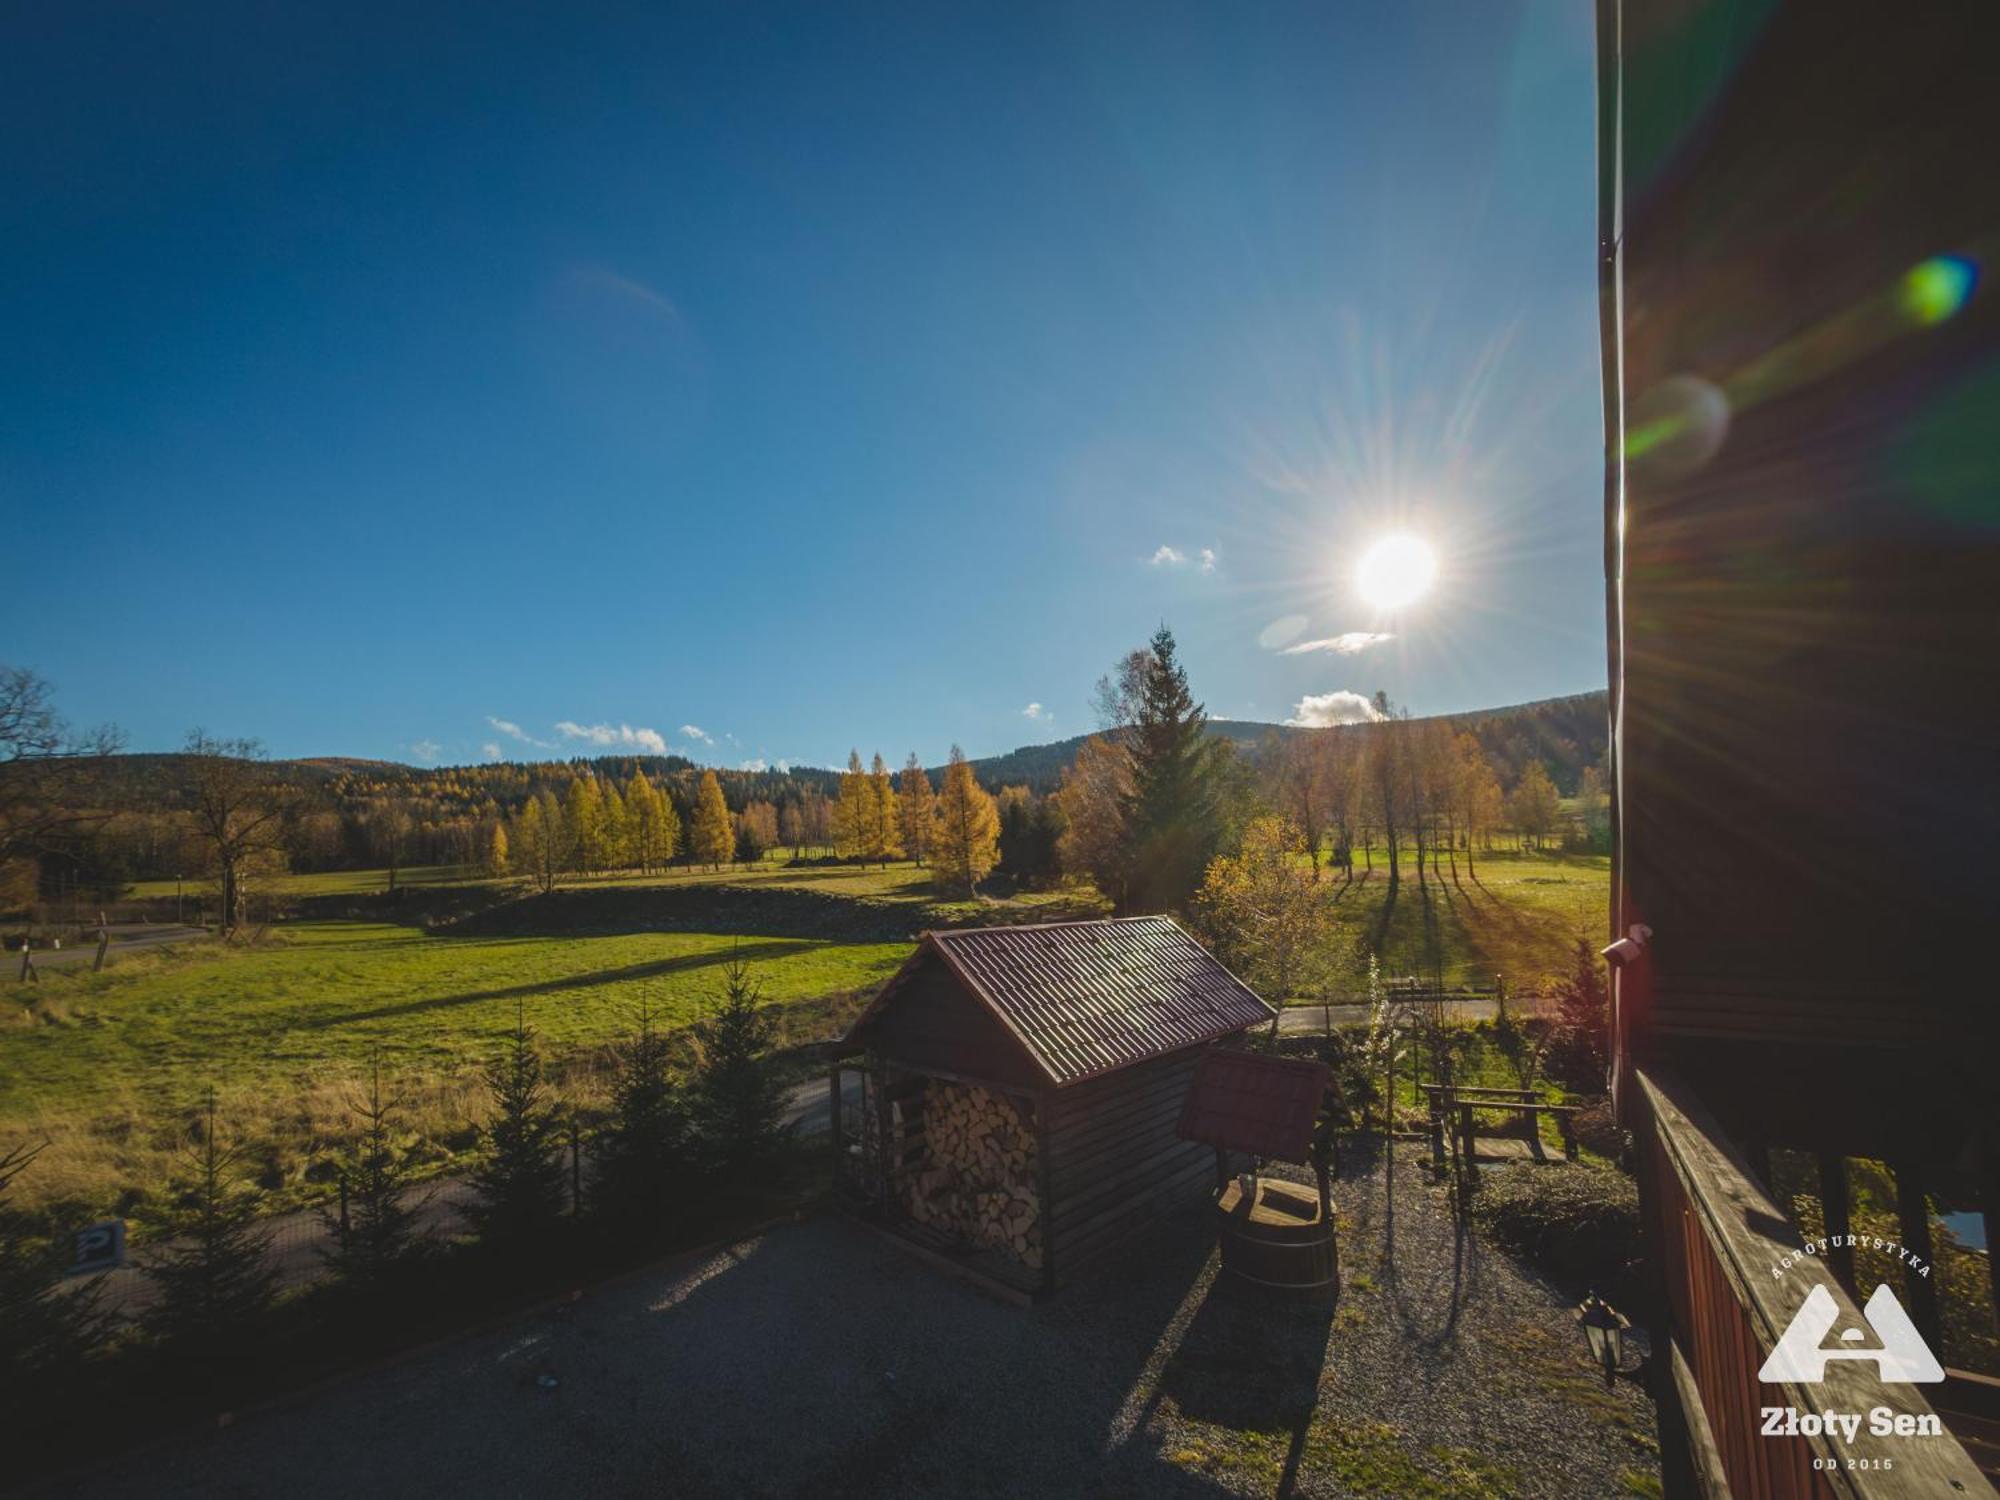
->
[569, 1115, 582, 1220]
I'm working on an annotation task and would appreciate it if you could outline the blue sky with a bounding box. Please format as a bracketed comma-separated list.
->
[2, 1, 1603, 771]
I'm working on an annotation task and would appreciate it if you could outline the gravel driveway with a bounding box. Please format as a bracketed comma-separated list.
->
[60, 1145, 1657, 1499]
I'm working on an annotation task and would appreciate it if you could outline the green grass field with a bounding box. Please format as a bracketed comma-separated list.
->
[1319, 848, 1608, 991]
[2, 920, 911, 1223]
[125, 852, 954, 904]
[10, 847, 1603, 1226]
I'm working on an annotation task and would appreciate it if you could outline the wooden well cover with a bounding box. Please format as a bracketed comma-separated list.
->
[1177, 1049, 1330, 1163]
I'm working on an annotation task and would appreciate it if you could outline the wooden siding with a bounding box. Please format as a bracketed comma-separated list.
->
[1636, 1067, 1986, 1497]
[1612, 0, 2000, 1058]
[1041, 1048, 1221, 1279]
[857, 956, 1047, 1093]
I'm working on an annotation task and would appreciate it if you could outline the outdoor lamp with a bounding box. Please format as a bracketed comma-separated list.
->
[1576, 1292, 1630, 1386]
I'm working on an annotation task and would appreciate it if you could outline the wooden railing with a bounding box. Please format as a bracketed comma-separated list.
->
[1636, 1067, 1989, 1497]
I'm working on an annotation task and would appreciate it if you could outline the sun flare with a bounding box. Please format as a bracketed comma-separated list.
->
[1355, 533, 1438, 610]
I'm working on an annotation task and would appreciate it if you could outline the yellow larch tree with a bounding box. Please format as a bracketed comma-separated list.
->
[836, 750, 874, 860]
[867, 753, 901, 863]
[931, 745, 1000, 898]
[897, 753, 934, 866]
[690, 769, 734, 870]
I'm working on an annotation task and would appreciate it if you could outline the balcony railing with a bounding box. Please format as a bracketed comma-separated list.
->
[1634, 1066, 1990, 1497]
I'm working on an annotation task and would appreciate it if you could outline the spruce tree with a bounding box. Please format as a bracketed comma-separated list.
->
[319, 1054, 426, 1290]
[592, 1005, 687, 1234]
[1122, 626, 1226, 911]
[465, 1010, 568, 1244]
[1547, 936, 1612, 1091]
[692, 961, 786, 1178]
[143, 1091, 278, 1362]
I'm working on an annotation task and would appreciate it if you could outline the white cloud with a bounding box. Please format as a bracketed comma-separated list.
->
[1280, 632, 1395, 657]
[1022, 702, 1051, 722]
[482, 742, 503, 761]
[1285, 691, 1384, 728]
[554, 721, 669, 756]
[409, 739, 442, 764]
[679, 724, 713, 744]
[486, 716, 554, 750]
[740, 758, 768, 772]
[1149, 543, 1218, 574]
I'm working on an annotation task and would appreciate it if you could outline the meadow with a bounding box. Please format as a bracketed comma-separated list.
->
[2, 917, 912, 1225]
[1296, 846, 1608, 992]
[7, 847, 1606, 1227]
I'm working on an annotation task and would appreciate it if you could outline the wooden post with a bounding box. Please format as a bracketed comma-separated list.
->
[569, 1114, 583, 1220]
[1034, 1093, 1057, 1291]
[1983, 1141, 2000, 1346]
[828, 1067, 843, 1187]
[874, 1064, 893, 1208]
[1817, 1153, 1855, 1294]
[1457, 1099, 1480, 1195]
[1893, 1160, 1943, 1357]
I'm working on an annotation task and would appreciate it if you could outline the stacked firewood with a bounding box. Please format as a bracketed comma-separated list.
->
[900, 1082, 1043, 1267]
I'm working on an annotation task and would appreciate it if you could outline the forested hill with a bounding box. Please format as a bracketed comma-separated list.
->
[84, 688, 1608, 806]
[960, 689, 1610, 796]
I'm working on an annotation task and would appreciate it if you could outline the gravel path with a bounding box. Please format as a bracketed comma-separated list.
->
[60, 1145, 1657, 1499]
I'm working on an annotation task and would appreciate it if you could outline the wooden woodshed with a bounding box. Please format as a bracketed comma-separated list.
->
[830, 916, 1273, 1297]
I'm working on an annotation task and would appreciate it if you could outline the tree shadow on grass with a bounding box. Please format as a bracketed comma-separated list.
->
[440, 883, 921, 944]
[301, 940, 821, 1029]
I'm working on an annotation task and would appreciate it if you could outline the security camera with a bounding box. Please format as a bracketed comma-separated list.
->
[1600, 924, 1653, 968]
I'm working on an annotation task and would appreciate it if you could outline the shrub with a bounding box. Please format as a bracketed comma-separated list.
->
[1469, 1163, 1640, 1285]
[1544, 936, 1611, 1094]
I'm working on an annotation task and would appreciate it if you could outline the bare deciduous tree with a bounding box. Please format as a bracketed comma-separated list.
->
[1090, 647, 1153, 731]
[0, 666, 122, 882]
[182, 732, 291, 932]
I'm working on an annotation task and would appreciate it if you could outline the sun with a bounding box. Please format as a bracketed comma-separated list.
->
[1355, 533, 1438, 610]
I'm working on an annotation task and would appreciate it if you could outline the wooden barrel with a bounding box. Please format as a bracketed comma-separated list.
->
[1213, 1177, 1339, 1301]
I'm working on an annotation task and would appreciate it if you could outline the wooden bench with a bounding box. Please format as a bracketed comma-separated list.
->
[1421, 1083, 1581, 1171]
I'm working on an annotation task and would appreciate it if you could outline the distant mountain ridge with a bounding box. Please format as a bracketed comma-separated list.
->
[957, 689, 1609, 796]
[88, 689, 1608, 800]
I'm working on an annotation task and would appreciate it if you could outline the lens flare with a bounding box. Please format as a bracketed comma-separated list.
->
[1355, 534, 1437, 610]
[1900, 256, 1978, 327]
